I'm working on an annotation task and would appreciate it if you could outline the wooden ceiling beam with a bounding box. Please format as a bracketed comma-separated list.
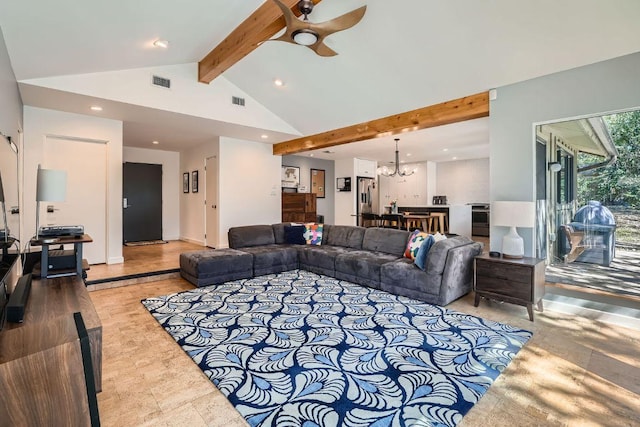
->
[272, 92, 490, 156]
[198, 0, 323, 84]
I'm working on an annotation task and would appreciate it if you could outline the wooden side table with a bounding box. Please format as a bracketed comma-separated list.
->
[474, 253, 545, 321]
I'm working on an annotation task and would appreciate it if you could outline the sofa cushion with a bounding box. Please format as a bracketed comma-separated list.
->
[426, 236, 474, 275]
[414, 234, 436, 271]
[404, 230, 429, 260]
[324, 225, 365, 249]
[237, 245, 298, 276]
[297, 245, 356, 274]
[335, 250, 400, 289]
[304, 223, 324, 245]
[179, 249, 253, 287]
[380, 258, 442, 297]
[284, 225, 306, 244]
[362, 228, 410, 257]
[228, 225, 275, 248]
[272, 223, 289, 244]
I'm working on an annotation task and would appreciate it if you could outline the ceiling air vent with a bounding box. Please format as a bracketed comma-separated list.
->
[152, 75, 171, 89]
[232, 96, 246, 107]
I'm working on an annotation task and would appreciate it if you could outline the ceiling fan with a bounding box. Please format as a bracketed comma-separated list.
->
[271, 0, 367, 56]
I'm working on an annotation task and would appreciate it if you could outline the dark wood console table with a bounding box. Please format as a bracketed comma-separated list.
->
[474, 253, 545, 321]
[30, 234, 92, 279]
[0, 275, 102, 424]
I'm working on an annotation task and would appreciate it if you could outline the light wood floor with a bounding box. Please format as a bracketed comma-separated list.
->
[89, 243, 640, 427]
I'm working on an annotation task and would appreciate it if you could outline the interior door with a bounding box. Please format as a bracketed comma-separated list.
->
[43, 136, 107, 264]
[123, 162, 162, 243]
[205, 156, 218, 248]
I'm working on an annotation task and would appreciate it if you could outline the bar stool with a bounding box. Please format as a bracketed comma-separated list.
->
[430, 212, 448, 234]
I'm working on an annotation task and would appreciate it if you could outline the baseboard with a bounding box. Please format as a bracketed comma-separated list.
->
[180, 237, 205, 246]
[107, 256, 124, 265]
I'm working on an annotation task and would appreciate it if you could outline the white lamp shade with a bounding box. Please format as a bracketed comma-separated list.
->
[492, 201, 535, 228]
[36, 168, 67, 202]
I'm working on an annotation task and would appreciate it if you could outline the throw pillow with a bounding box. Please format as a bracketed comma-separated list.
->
[284, 225, 306, 245]
[433, 232, 448, 242]
[304, 223, 324, 245]
[404, 229, 429, 260]
[414, 234, 436, 271]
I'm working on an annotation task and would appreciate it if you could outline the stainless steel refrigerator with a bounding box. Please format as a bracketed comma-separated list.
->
[356, 177, 378, 226]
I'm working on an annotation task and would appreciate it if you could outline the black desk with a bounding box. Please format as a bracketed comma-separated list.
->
[30, 234, 92, 279]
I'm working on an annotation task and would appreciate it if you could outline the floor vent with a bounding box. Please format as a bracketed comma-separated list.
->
[152, 75, 171, 89]
[232, 96, 245, 106]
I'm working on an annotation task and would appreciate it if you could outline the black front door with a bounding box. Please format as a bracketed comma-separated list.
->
[123, 162, 162, 243]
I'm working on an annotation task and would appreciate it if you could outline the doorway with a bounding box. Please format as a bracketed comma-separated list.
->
[43, 136, 107, 264]
[537, 111, 640, 299]
[205, 156, 218, 248]
[123, 162, 162, 243]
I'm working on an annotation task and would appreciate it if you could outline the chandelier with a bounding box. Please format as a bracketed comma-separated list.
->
[377, 138, 416, 177]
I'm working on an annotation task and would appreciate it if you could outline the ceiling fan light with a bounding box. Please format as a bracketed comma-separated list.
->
[292, 29, 319, 46]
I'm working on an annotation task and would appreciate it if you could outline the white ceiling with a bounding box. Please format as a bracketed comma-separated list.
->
[1, 0, 640, 160]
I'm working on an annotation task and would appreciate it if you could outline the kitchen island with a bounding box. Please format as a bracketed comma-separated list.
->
[396, 205, 472, 237]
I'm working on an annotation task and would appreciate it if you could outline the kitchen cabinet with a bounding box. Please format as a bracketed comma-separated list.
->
[379, 163, 427, 207]
[355, 158, 377, 178]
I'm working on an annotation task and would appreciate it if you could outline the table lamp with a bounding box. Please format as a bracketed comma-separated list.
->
[492, 201, 535, 258]
[36, 165, 67, 239]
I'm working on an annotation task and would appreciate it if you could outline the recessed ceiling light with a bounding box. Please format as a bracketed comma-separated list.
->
[261, 134, 269, 139]
[274, 79, 285, 87]
[153, 39, 169, 48]
[152, 140, 159, 145]
[452, 156, 458, 160]
[406, 153, 412, 157]
[443, 148, 449, 152]
[90, 106, 102, 111]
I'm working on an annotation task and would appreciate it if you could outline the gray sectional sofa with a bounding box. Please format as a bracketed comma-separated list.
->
[182, 223, 482, 306]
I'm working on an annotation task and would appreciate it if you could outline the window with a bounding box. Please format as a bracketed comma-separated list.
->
[556, 149, 574, 204]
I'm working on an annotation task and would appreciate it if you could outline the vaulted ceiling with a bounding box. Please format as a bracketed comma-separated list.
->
[1, 0, 639, 162]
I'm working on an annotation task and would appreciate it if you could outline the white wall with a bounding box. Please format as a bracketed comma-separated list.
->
[0, 29, 23, 241]
[436, 158, 490, 205]
[218, 137, 281, 247]
[180, 137, 281, 248]
[123, 147, 180, 240]
[23, 106, 123, 264]
[21, 63, 300, 136]
[180, 138, 218, 245]
[491, 51, 640, 255]
[334, 158, 356, 226]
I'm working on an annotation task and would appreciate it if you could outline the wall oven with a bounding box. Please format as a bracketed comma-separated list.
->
[471, 203, 490, 236]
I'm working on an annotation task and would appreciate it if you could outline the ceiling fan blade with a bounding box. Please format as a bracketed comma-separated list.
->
[271, 0, 297, 29]
[310, 41, 338, 57]
[313, 5, 367, 37]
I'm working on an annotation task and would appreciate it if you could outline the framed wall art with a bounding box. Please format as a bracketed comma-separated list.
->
[192, 170, 199, 193]
[311, 168, 325, 198]
[281, 165, 300, 189]
[183, 172, 190, 193]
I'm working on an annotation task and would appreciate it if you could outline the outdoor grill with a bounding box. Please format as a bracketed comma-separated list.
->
[561, 201, 616, 266]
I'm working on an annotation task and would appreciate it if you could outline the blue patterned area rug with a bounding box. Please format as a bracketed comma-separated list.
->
[142, 270, 532, 427]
